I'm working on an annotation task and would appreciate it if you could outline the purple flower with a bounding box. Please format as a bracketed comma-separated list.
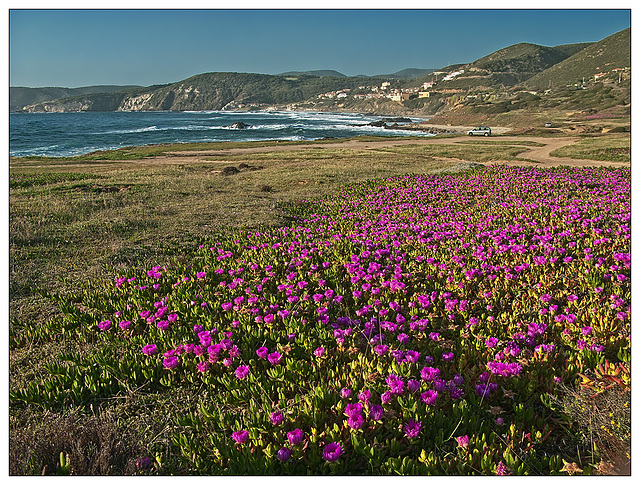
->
[98, 320, 111, 331]
[231, 430, 249, 445]
[235, 365, 250, 379]
[434, 378, 447, 392]
[358, 390, 371, 403]
[386, 374, 404, 394]
[442, 352, 454, 362]
[403, 419, 422, 439]
[340, 388, 352, 399]
[118, 320, 131, 330]
[344, 402, 363, 417]
[142, 344, 158, 356]
[197, 361, 209, 373]
[163, 356, 180, 370]
[407, 379, 421, 393]
[277, 447, 292, 462]
[380, 391, 393, 404]
[421, 389, 438, 406]
[287, 428, 304, 446]
[322, 442, 344, 462]
[267, 352, 282, 365]
[270, 411, 284, 426]
[369, 404, 384, 421]
[135, 456, 152, 470]
[314, 347, 325, 357]
[256, 346, 269, 359]
[373, 344, 388, 356]
[420, 366, 440, 382]
[495, 461, 512, 476]
[347, 414, 364, 430]
[486, 361, 522, 377]
[485, 337, 498, 348]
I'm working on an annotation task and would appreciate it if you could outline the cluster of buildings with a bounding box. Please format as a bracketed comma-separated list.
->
[317, 79, 440, 103]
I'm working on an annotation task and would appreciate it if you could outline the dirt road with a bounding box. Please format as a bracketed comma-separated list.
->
[155, 132, 626, 169]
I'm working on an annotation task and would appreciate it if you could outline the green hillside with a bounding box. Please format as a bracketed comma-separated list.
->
[9, 85, 141, 112]
[525, 28, 630, 89]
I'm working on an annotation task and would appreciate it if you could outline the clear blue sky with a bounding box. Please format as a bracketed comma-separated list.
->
[9, 8, 631, 88]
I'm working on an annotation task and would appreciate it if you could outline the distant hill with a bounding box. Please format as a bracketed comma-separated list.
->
[11, 28, 629, 117]
[10, 85, 141, 112]
[525, 28, 630, 89]
[373, 68, 436, 79]
[16, 72, 375, 112]
[471, 42, 591, 74]
[278, 70, 346, 77]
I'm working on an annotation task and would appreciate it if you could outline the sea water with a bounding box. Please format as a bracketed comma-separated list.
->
[9, 111, 431, 158]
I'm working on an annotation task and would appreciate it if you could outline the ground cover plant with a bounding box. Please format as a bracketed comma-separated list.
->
[10, 164, 630, 475]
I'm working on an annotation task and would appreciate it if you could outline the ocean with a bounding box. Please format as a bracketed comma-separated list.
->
[9, 111, 431, 158]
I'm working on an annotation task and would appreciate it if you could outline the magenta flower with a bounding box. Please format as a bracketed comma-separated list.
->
[118, 320, 131, 330]
[163, 356, 180, 370]
[485, 337, 498, 348]
[270, 411, 284, 426]
[314, 347, 325, 357]
[142, 344, 158, 356]
[98, 320, 112, 331]
[420, 366, 440, 382]
[231, 430, 249, 445]
[322, 442, 344, 462]
[421, 389, 438, 406]
[256, 346, 269, 359]
[486, 361, 522, 377]
[403, 419, 422, 439]
[287, 428, 304, 446]
[267, 352, 282, 365]
[373, 344, 388, 356]
[347, 414, 364, 430]
[358, 390, 371, 403]
[495, 461, 512, 476]
[386, 374, 404, 394]
[344, 402, 363, 417]
[197, 361, 209, 372]
[456, 435, 470, 448]
[340, 388, 352, 399]
[235, 365, 250, 379]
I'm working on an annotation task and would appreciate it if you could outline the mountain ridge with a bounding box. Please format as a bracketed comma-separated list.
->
[11, 28, 630, 119]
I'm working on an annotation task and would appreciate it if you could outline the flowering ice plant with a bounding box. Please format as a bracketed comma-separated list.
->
[17, 166, 630, 475]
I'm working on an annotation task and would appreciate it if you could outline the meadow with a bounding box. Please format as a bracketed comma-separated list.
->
[9, 135, 630, 475]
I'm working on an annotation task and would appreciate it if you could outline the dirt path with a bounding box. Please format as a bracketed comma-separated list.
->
[152, 133, 626, 169]
[22, 131, 622, 170]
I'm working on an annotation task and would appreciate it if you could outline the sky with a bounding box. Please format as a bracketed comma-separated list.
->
[7, 5, 632, 88]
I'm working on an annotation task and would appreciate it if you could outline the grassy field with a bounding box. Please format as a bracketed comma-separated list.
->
[9, 133, 631, 475]
[549, 133, 630, 162]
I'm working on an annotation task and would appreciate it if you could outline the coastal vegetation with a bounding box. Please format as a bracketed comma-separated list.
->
[9, 133, 631, 475]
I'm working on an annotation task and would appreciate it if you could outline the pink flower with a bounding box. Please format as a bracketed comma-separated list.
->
[456, 435, 470, 448]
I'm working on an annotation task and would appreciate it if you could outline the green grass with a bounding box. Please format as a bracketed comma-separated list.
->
[550, 134, 630, 162]
[369, 143, 531, 163]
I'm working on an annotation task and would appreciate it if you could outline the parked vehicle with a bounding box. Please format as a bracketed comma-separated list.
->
[544, 122, 553, 128]
[467, 126, 491, 136]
